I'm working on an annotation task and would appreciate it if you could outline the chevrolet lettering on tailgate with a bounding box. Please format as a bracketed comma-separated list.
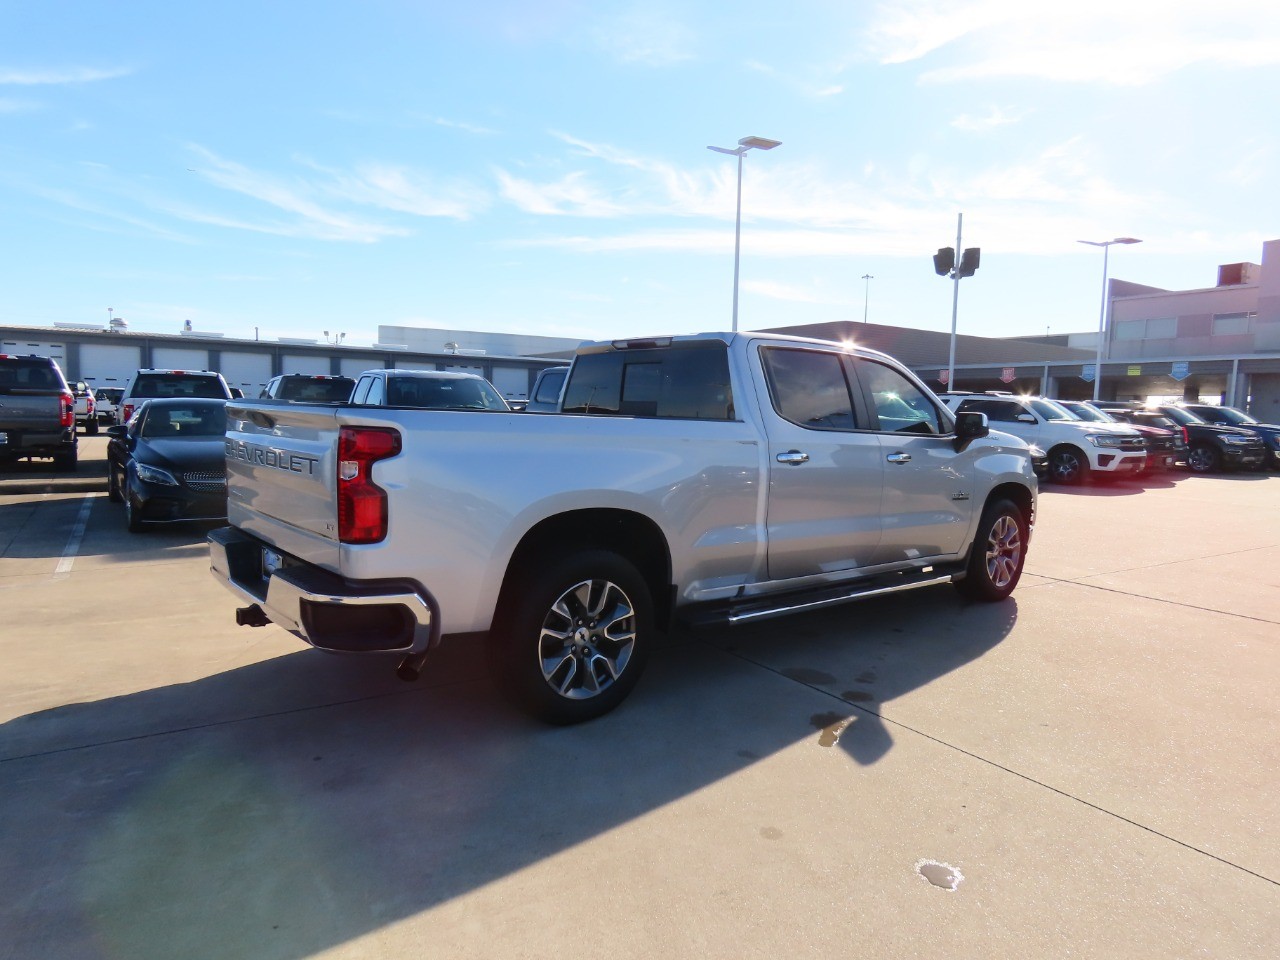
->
[225, 438, 318, 475]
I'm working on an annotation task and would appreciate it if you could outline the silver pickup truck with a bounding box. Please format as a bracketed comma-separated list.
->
[210, 332, 1037, 723]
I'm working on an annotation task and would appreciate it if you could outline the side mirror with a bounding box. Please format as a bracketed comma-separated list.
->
[1016, 412, 1036, 423]
[105, 425, 127, 439]
[954, 411, 989, 450]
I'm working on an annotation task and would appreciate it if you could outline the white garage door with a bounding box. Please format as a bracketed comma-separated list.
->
[441, 363, 485, 376]
[490, 365, 531, 401]
[152, 347, 210, 370]
[219, 352, 274, 396]
[79, 342, 142, 387]
[341, 357, 381, 378]
[281, 353, 330, 376]
[394, 358, 441, 371]
[1, 338, 66, 368]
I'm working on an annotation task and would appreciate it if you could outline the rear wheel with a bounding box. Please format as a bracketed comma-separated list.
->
[491, 550, 653, 724]
[53, 447, 78, 473]
[955, 498, 1027, 602]
[1187, 444, 1219, 473]
[85, 419, 99, 436]
[1047, 445, 1088, 485]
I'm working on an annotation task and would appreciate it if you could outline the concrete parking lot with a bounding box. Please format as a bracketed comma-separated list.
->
[2, 442, 1277, 959]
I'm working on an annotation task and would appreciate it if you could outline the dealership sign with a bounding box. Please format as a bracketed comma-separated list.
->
[1080, 364, 1096, 382]
[1171, 361, 1190, 381]
[1000, 367, 1016, 383]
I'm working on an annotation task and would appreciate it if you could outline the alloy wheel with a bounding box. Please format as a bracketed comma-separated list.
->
[538, 578, 637, 700]
[985, 515, 1022, 588]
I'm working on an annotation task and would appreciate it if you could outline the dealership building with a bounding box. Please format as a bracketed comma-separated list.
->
[4, 238, 1278, 416]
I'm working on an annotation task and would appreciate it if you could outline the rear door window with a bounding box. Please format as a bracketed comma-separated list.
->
[760, 348, 858, 431]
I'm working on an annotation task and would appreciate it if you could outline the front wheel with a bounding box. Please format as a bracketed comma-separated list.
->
[1047, 445, 1089, 485]
[491, 550, 653, 724]
[954, 499, 1027, 602]
[1186, 444, 1219, 473]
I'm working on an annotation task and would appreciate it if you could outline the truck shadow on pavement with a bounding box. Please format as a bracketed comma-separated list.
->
[0, 588, 1014, 960]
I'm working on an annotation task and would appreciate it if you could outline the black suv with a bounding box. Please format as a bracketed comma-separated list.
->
[1176, 403, 1280, 471]
[259, 374, 355, 402]
[1096, 402, 1265, 473]
[0, 354, 78, 470]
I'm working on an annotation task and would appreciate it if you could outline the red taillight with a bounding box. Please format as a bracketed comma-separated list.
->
[122, 403, 136, 422]
[59, 391, 74, 428]
[1181, 426, 1189, 446]
[337, 426, 401, 544]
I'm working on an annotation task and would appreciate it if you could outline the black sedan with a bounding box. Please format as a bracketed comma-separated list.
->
[106, 398, 228, 532]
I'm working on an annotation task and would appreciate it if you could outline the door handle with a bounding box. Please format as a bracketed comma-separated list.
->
[886, 452, 912, 464]
[776, 450, 809, 465]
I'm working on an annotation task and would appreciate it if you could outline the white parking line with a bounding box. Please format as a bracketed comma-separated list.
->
[53, 495, 95, 580]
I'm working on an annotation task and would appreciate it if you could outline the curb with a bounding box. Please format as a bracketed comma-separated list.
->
[0, 477, 109, 496]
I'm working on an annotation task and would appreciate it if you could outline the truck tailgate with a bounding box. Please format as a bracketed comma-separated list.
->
[224, 402, 341, 567]
[0, 392, 62, 431]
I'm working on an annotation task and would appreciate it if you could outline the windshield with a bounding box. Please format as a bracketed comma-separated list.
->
[1027, 399, 1074, 421]
[1064, 402, 1112, 423]
[1161, 407, 1204, 426]
[278, 377, 355, 402]
[140, 402, 227, 438]
[1198, 406, 1256, 426]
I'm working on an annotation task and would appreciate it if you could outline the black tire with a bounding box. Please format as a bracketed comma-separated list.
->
[954, 498, 1027, 602]
[1186, 444, 1219, 474]
[107, 461, 123, 503]
[85, 419, 99, 436]
[53, 448, 78, 473]
[123, 481, 145, 533]
[1046, 445, 1089, 485]
[491, 550, 653, 724]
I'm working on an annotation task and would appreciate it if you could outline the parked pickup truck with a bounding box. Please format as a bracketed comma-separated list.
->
[0, 354, 78, 471]
[210, 332, 1037, 723]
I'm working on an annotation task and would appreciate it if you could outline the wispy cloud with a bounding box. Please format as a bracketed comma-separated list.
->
[865, 1, 1280, 85]
[0, 66, 134, 85]
[742, 280, 853, 306]
[177, 146, 488, 241]
[426, 116, 498, 136]
[745, 60, 844, 98]
[26, 184, 197, 243]
[495, 169, 627, 217]
[951, 105, 1026, 131]
[588, 7, 695, 65]
[0, 97, 39, 113]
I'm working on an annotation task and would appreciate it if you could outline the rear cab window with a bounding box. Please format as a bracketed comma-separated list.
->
[561, 341, 735, 420]
[0, 357, 65, 392]
[130, 372, 231, 400]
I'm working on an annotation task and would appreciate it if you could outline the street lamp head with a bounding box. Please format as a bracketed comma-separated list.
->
[737, 136, 781, 151]
[1078, 237, 1143, 247]
[707, 145, 746, 156]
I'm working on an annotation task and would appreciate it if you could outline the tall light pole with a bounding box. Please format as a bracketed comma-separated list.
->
[707, 135, 781, 332]
[861, 274, 874, 323]
[1079, 237, 1142, 401]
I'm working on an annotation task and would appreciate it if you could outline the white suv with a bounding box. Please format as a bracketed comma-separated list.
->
[940, 392, 1146, 484]
[119, 369, 233, 425]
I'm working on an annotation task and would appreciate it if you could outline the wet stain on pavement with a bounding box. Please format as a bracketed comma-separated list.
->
[810, 712, 854, 747]
[855, 670, 877, 684]
[841, 689, 874, 702]
[783, 667, 837, 685]
[916, 860, 964, 891]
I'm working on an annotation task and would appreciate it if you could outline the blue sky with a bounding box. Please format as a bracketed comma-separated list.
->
[2, 0, 1278, 346]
